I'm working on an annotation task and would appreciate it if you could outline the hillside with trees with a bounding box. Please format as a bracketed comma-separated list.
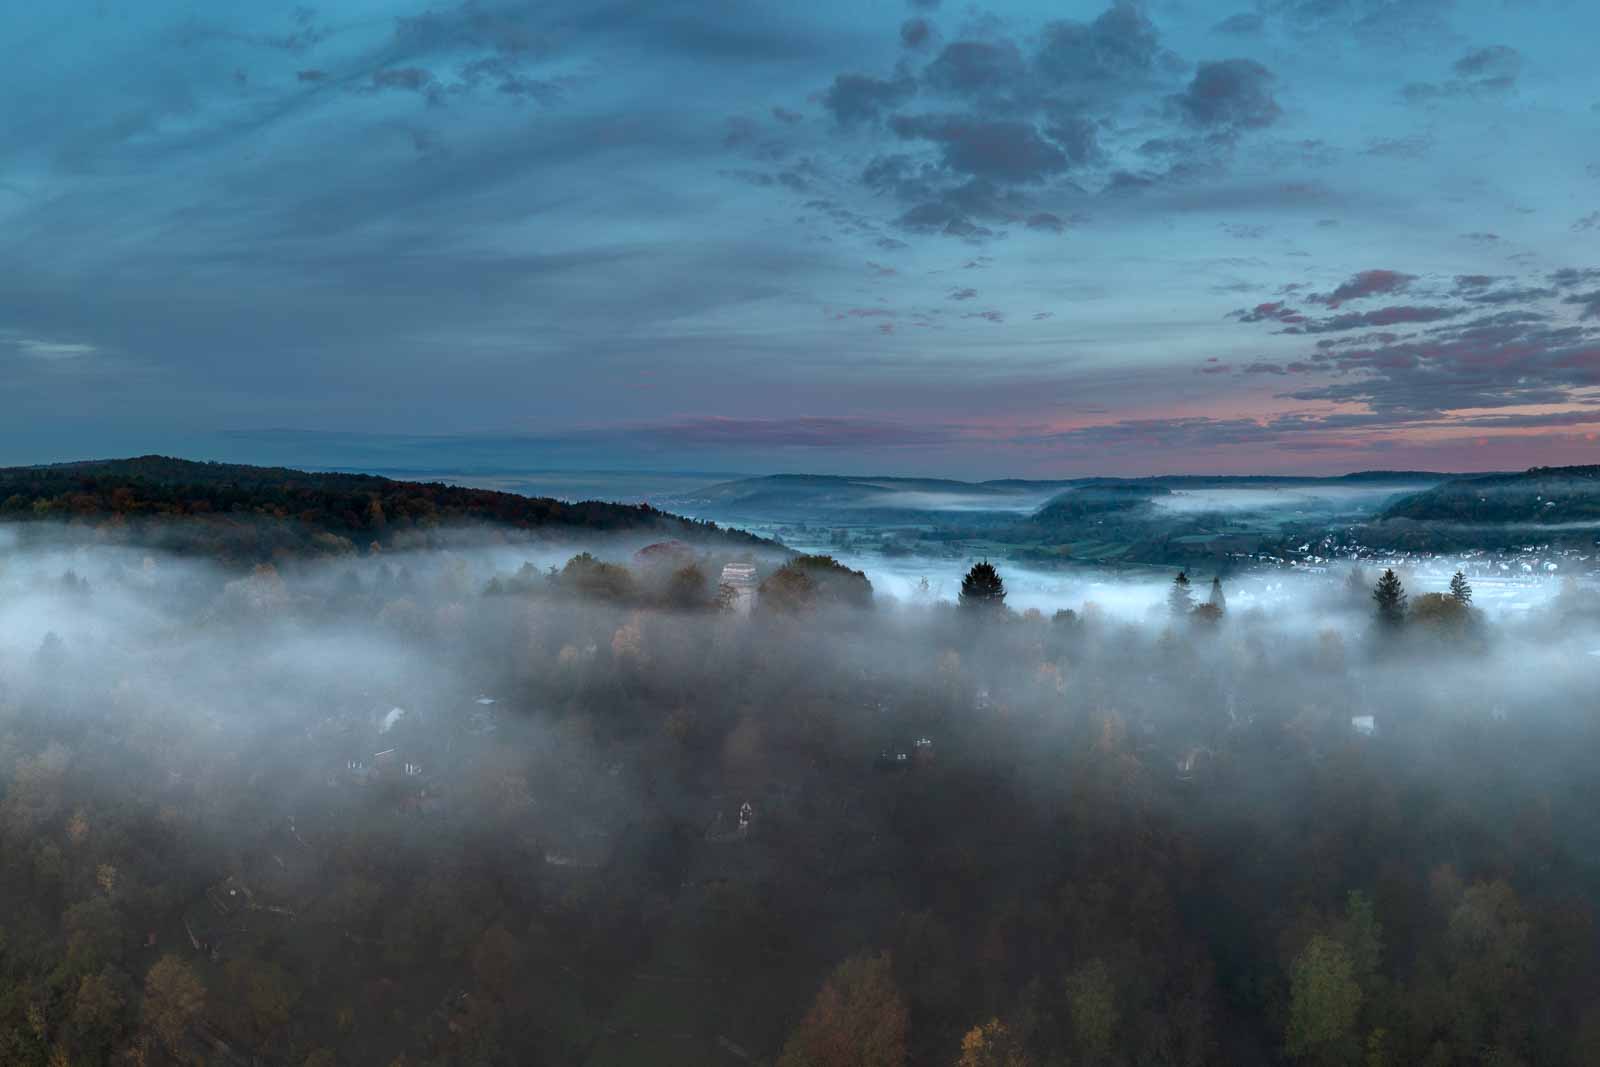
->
[1369, 466, 1600, 550]
[0, 457, 772, 564]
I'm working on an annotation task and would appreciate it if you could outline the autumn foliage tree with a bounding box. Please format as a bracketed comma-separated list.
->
[957, 1018, 1032, 1067]
[1286, 935, 1362, 1065]
[778, 952, 908, 1067]
[142, 956, 204, 1051]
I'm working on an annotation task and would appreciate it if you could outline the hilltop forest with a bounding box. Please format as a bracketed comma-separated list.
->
[0, 457, 768, 564]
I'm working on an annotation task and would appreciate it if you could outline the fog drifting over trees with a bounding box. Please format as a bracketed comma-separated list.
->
[4, 525, 1600, 1065]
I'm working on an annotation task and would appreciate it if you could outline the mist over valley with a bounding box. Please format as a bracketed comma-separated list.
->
[4, 459, 1600, 1065]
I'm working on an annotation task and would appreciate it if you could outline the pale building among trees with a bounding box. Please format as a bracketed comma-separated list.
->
[719, 562, 758, 615]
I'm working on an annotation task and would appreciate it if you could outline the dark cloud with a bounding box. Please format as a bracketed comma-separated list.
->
[948, 287, 978, 300]
[1215, 13, 1265, 34]
[1036, 2, 1168, 89]
[1170, 59, 1281, 131]
[821, 72, 916, 126]
[900, 18, 933, 50]
[1226, 259, 1600, 420]
[457, 57, 563, 103]
[296, 69, 327, 83]
[772, 106, 802, 125]
[1550, 268, 1600, 288]
[1311, 269, 1415, 307]
[1574, 212, 1600, 232]
[1566, 291, 1600, 319]
[1104, 170, 1156, 195]
[868, 172, 1027, 241]
[923, 39, 1026, 97]
[1461, 231, 1500, 243]
[860, 153, 926, 200]
[889, 114, 1069, 182]
[1404, 44, 1523, 104]
[1285, 315, 1600, 415]
[1453, 44, 1522, 89]
[897, 201, 997, 240]
[962, 309, 1004, 322]
[1025, 212, 1066, 233]
[1243, 361, 1287, 374]
[723, 164, 816, 193]
[1285, 305, 1463, 333]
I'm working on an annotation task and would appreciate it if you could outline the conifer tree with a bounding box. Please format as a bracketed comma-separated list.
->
[1208, 576, 1227, 614]
[1449, 570, 1472, 605]
[1167, 571, 1194, 617]
[959, 561, 1006, 614]
[1373, 569, 1406, 627]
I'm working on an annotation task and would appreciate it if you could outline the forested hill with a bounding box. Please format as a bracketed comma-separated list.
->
[1379, 465, 1600, 524]
[0, 456, 773, 562]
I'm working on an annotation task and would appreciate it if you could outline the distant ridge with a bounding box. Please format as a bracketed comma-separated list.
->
[667, 470, 1466, 517]
[0, 456, 774, 562]
[1378, 464, 1600, 527]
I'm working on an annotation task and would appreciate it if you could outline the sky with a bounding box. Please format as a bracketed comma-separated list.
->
[3, 0, 1600, 478]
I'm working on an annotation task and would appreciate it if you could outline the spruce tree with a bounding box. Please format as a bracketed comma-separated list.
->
[1373, 569, 1406, 627]
[1168, 571, 1194, 617]
[1208, 576, 1227, 614]
[959, 561, 1006, 614]
[1449, 570, 1472, 605]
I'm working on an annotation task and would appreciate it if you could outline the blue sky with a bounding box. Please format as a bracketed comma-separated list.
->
[4, 0, 1599, 477]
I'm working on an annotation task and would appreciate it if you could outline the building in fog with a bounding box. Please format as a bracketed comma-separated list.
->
[719, 562, 758, 615]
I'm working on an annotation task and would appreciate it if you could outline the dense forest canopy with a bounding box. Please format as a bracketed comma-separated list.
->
[0, 457, 771, 564]
[1379, 466, 1600, 524]
[3, 521, 1600, 1066]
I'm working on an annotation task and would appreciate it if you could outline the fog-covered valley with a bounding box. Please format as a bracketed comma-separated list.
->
[7, 517, 1600, 1066]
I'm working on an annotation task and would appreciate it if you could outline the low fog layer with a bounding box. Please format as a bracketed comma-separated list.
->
[5, 524, 1600, 1065]
[794, 545, 1574, 623]
[850, 489, 1067, 514]
[1145, 485, 1432, 515]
